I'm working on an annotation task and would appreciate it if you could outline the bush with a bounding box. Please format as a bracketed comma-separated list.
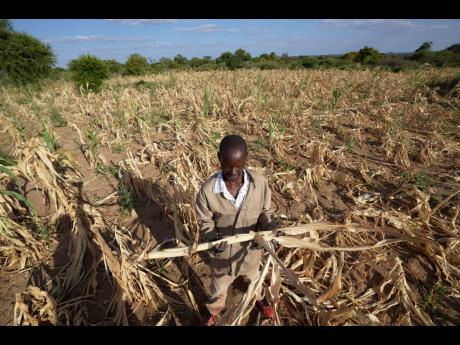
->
[0, 19, 13, 39]
[378, 57, 419, 72]
[216, 52, 234, 67]
[124, 53, 148, 76]
[196, 62, 218, 71]
[216, 62, 228, 70]
[426, 75, 460, 96]
[0, 31, 55, 84]
[301, 56, 319, 68]
[216, 51, 251, 69]
[68, 55, 109, 93]
[104, 59, 124, 76]
[342, 51, 358, 62]
[256, 59, 282, 70]
[241, 61, 257, 69]
[318, 57, 345, 68]
[446, 44, 460, 54]
[432, 50, 460, 67]
[287, 60, 303, 69]
[174, 54, 188, 66]
[355, 47, 381, 65]
[50, 67, 69, 80]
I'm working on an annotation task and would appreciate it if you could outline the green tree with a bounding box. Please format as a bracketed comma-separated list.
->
[190, 57, 205, 68]
[0, 29, 55, 84]
[258, 53, 269, 60]
[0, 19, 13, 39]
[256, 60, 282, 70]
[411, 41, 435, 62]
[301, 56, 319, 68]
[159, 57, 178, 69]
[355, 46, 381, 65]
[104, 59, 124, 75]
[216, 51, 234, 68]
[235, 48, 252, 62]
[415, 41, 433, 53]
[174, 54, 188, 66]
[125, 53, 148, 76]
[342, 51, 358, 62]
[446, 43, 460, 54]
[68, 55, 109, 93]
[231, 48, 252, 69]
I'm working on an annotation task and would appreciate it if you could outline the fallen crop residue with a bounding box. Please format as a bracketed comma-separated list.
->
[1, 68, 459, 325]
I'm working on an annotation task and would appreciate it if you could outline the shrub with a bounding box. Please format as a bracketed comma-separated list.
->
[241, 61, 257, 69]
[256, 59, 282, 70]
[104, 59, 124, 76]
[355, 47, 382, 65]
[378, 57, 419, 72]
[50, 67, 69, 81]
[196, 62, 218, 71]
[150, 62, 167, 73]
[68, 55, 110, 93]
[216, 62, 228, 70]
[216, 52, 236, 69]
[318, 57, 344, 68]
[431, 50, 460, 67]
[446, 43, 460, 54]
[342, 51, 358, 62]
[124, 53, 148, 76]
[0, 30, 55, 85]
[287, 60, 303, 69]
[0, 19, 13, 39]
[426, 75, 460, 96]
[173, 54, 188, 66]
[301, 56, 319, 68]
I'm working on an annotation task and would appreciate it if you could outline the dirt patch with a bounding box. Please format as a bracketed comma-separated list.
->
[317, 180, 349, 213]
[0, 268, 29, 325]
[407, 256, 436, 288]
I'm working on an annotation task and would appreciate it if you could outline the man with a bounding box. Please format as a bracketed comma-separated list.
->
[195, 134, 277, 326]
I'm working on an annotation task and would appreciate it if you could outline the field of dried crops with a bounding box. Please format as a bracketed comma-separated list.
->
[1, 68, 460, 326]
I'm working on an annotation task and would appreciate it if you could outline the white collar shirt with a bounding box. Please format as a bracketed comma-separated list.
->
[213, 169, 250, 209]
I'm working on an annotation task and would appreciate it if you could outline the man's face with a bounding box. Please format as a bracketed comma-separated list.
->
[218, 147, 247, 182]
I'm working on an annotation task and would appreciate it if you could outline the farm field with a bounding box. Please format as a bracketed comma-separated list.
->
[1, 68, 460, 325]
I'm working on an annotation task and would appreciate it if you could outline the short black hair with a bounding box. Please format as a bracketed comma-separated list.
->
[219, 135, 247, 154]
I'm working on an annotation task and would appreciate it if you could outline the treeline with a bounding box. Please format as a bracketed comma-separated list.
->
[101, 42, 460, 76]
[1, 18, 460, 89]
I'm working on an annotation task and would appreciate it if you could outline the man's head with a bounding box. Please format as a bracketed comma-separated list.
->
[218, 135, 248, 182]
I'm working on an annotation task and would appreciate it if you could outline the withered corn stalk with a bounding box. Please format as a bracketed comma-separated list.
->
[144, 222, 406, 260]
[2, 68, 460, 325]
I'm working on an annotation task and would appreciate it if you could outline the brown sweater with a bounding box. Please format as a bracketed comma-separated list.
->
[195, 168, 276, 276]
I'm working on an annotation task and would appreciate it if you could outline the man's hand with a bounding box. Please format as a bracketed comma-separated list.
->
[211, 240, 228, 255]
[256, 213, 271, 231]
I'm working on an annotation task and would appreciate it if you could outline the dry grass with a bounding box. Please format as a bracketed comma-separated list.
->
[1, 68, 460, 325]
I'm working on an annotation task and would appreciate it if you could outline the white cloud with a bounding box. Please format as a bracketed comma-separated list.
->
[174, 24, 239, 33]
[320, 19, 460, 32]
[320, 19, 416, 30]
[105, 19, 177, 25]
[44, 35, 149, 43]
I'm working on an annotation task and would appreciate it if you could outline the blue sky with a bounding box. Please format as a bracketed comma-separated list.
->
[10, 19, 460, 67]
